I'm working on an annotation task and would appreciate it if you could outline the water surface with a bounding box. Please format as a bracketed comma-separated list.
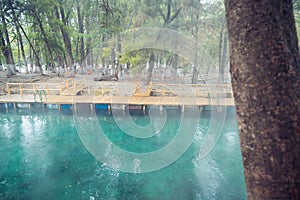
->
[0, 106, 247, 199]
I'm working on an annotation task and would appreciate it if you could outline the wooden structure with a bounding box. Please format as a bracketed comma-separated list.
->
[2, 79, 235, 107]
[60, 79, 87, 96]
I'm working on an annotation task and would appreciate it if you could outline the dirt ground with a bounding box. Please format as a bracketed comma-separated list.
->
[0, 71, 72, 96]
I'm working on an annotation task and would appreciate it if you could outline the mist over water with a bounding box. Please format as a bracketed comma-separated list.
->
[0, 108, 246, 199]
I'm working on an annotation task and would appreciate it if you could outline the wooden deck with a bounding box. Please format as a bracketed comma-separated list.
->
[0, 94, 234, 106]
[1, 80, 235, 106]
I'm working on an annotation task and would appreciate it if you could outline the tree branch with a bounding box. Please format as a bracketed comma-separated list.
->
[169, 7, 182, 25]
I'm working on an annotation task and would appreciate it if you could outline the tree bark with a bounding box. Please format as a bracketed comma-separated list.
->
[77, 1, 85, 68]
[86, 29, 92, 67]
[56, 6, 74, 68]
[0, 10, 15, 76]
[225, 0, 300, 199]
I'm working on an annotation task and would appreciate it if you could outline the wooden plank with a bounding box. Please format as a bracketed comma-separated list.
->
[2, 82, 235, 106]
[0, 94, 235, 106]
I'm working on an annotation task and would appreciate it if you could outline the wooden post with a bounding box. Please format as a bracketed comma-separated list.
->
[59, 84, 62, 95]
[66, 80, 69, 90]
[199, 106, 203, 112]
[6, 83, 10, 95]
[117, 84, 120, 96]
[143, 105, 147, 115]
[148, 82, 152, 94]
[46, 84, 49, 96]
[19, 84, 23, 97]
[74, 103, 77, 114]
[195, 85, 199, 97]
[90, 104, 93, 111]
[108, 104, 111, 113]
[135, 82, 139, 94]
[101, 83, 104, 96]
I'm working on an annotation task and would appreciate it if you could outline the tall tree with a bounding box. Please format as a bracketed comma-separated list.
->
[55, 1, 74, 68]
[8, 0, 28, 73]
[225, 0, 300, 199]
[76, 0, 85, 68]
[0, 0, 16, 76]
[16, 19, 43, 74]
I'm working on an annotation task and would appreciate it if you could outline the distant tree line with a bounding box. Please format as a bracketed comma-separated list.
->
[0, 0, 299, 81]
[0, 0, 227, 80]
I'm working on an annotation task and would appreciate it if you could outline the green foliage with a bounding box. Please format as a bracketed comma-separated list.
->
[120, 50, 147, 67]
[0, 0, 229, 70]
[101, 47, 111, 58]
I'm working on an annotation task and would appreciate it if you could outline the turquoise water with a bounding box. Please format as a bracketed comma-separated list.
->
[0, 106, 247, 199]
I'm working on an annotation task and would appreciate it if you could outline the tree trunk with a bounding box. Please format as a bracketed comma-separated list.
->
[192, 66, 198, 84]
[29, 47, 33, 73]
[77, 2, 85, 68]
[32, 13, 52, 73]
[17, 21, 43, 74]
[111, 48, 115, 67]
[19, 32, 28, 74]
[34, 48, 41, 73]
[11, 5, 28, 74]
[0, 12, 15, 76]
[159, 0, 182, 27]
[146, 51, 155, 84]
[102, 57, 106, 69]
[225, 1, 300, 199]
[86, 38, 92, 67]
[171, 54, 178, 77]
[101, 35, 106, 68]
[85, 16, 92, 68]
[56, 6, 74, 68]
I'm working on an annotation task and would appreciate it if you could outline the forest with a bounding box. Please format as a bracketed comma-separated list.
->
[1, 0, 298, 81]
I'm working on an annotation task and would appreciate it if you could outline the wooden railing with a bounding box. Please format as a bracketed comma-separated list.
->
[132, 82, 233, 98]
[85, 82, 120, 96]
[59, 79, 74, 94]
[151, 83, 233, 97]
[6, 80, 233, 99]
[6, 78, 77, 97]
[6, 82, 60, 97]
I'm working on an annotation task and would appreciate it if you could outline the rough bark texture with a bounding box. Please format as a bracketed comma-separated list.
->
[225, 0, 300, 199]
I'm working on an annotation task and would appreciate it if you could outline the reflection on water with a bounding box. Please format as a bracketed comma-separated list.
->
[0, 107, 247, 199]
